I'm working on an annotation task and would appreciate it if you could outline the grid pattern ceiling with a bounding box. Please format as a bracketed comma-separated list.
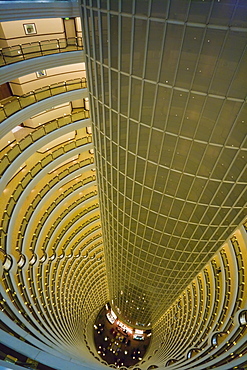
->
[81, 0, 247, 326]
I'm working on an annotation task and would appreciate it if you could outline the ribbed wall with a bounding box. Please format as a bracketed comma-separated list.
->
[0, 2, 247, 370]
[0, 25, 109, 367]
[80, 0, 247, 326]
[146, 223, 247, 369]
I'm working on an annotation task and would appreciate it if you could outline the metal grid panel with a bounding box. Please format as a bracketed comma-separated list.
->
[81, 0, 247, 327]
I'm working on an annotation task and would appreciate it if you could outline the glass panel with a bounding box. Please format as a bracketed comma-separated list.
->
[188, 1, 212, 23]
[50, 82, 66, 95]
[2, 45, 23, 64]
[148, 129, 163, 163]
[19, 136, 32, 150]
[176, 27, 204, 90]
[35, 87, 51, 101]
[58, 115, 72, 127]
[193, 29, 226, 94]
[145, 20, 164, 81]
[169, 0, 190, 21]
[120, 74, 129, 116]
[8, 145, 21, 161]
[22, 42, 41, 58]
[141, 81, 156, 125]
[72, 110, 85, 122]
[4, 99, 21, 116]
[180, 93, 204, 137]
[210, 1, 235, 26]
[121, 16, 132, 73]
[151, 0, 169, 18]
[160, 23, 184, 85]
[111, 70, 118, 111]
[102, 65, 109, 105]
[195, 96, 223, 142]
[110, 14, 119, 69]
[153, 85, 171, 131]
[40, 39, 59, 53]
[135, 0, 149, 16]
[130, 77, 141, 121]
[220, 32, 247, 99]
[101, 12, 108, 64]
[132, 19, 147, 77]
[66, 79, 81, 91]
[31, 126, 45, 141]
[45, 120, 58, 133]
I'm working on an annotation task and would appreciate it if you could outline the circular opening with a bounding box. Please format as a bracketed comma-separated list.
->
[93, 303, 151, 367]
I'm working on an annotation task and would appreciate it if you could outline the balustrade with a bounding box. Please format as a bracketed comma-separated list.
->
[0, 37, 83, 66]
[0, 77, 87, 123]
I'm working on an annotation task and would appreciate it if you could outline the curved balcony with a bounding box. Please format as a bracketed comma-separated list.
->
[145, 220, 247, 370]
[0, 77, 87, 123]
[0, 37, 85, 84]
[0, 54, 85, 86]
[1, 110, 90, 188]
[0, 37, 83, 67]
[0, 65, 104, 361]
[0, 78, 88, 137]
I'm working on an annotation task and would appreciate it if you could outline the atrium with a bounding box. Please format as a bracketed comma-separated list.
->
[0, 1, 246, 370]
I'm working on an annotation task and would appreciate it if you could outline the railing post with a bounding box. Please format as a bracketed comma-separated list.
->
[0, 49, 6, 65]
[0, 37, 86, 67]
[19, 44, 24, 59]
[39, 41, 43, 56]
[0, 104, 7, 119]
[17, 96, 22, 109]
[33, 91, 37, 102]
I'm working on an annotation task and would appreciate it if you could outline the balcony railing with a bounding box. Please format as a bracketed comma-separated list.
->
[0, 77, 87, 123]
[1, 109, 90, 177]
[0, 37, 83, 66]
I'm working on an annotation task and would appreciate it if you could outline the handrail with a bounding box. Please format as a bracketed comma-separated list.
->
[0, 77, 87, 123]
[0, 137, 94, 250]
[30, 199, 99, 254]
[0, 37, 83, 67]
[0, 109, 90, 177]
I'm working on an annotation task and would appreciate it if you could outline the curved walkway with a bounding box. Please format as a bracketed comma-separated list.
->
[0, 50, 85, 85]
[0, 77, 87, 123]
[0, 37, 83, 67]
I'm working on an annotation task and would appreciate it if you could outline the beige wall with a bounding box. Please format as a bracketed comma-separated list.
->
[9, 62, 86, 95]
[23, 102, 72, 128]
[0, 18, 65, 48]
[38, 131, 76, 153]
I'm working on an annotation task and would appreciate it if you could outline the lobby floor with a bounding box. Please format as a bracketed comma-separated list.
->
[93, 306, 151, 368]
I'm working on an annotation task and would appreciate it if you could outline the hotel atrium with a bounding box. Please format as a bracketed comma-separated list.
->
[0, 0, 246, 369]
